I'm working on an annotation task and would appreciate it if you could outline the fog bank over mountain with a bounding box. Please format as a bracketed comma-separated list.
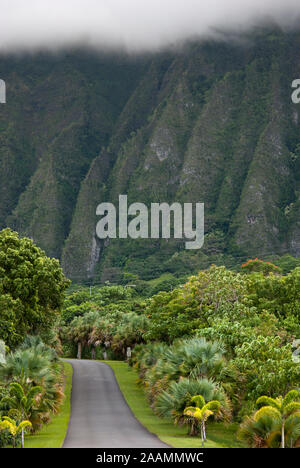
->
[1, 0, 300, 52]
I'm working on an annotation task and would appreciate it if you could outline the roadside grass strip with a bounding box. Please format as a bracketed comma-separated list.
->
[106, 360, 244, 448]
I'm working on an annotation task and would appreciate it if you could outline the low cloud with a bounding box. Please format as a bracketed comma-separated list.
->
[0, 0, 300, 53]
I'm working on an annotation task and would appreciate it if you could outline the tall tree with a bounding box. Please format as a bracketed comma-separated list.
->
[0, 229, 70, 348]
[184, 395, 221, 446]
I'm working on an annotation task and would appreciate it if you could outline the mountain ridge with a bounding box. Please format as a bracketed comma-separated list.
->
[1, 32, 300, 282]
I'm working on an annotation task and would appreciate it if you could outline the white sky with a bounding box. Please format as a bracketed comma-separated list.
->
[0, 0, 299, 52]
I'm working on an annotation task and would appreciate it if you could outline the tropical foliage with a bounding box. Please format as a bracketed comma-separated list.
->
[155, 378, 228, 433]
[1, 231, 299, 449]
[0, 229, 70, 348]
[184, 395, 221, 446]
[0, 417, 32, 448]
[238, 390, 300, 448]
[0, 336, 65, 447]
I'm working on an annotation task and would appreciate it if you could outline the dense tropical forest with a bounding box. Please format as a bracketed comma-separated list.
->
[0, 229, 299, 448]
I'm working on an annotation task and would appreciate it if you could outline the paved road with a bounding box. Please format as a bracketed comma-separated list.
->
[62, 359, 169, 448]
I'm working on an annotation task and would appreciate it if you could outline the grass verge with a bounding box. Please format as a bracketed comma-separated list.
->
[24, 361, 73, 448]
[106, 360, 244, 448]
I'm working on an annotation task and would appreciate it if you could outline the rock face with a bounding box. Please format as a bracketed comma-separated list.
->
[2, 31, 300, 282]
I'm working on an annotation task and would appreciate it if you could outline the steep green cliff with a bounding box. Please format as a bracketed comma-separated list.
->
[1, 31, 300, 282]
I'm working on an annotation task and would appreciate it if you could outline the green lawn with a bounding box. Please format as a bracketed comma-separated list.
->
[24, 361, 73, 448]
[106, 361, 244, 448]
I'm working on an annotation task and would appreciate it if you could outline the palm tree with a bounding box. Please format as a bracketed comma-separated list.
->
[20, 335, 59, 364]
[0, 417, 32, 448]
[143, 337, 226, 404]
[111, 313, 149, 355]
[180, 338, 225, 380]
[1, 382, 42, 447]
[256, 391, 300, 448]
[184, 395, 221, 446]
[238, 413, 276, 448]
[155, 377, 229, 434]
[67, 311, 99, 359]
[132, 342, 168, 380]
[0, 348, 50, 390]
[238, 390, 300, 448]
[0, 344, 64, 428]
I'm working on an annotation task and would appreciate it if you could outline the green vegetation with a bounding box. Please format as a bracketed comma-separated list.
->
[238, 390, 300, 448]
[58, 262, 299, 448]
[1, 382, 42, 448]
[0, 228, 70, 348]
[24, 361, 72, 448]
[107, 361, 243, 448]
[0, 232, 71, 449]
[0, 336, 70, 448]
[0, 228, 299, 449]
[0, 417, 32, 449]
[183, 396, 221, 447]
[0, 361, 72, 448]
